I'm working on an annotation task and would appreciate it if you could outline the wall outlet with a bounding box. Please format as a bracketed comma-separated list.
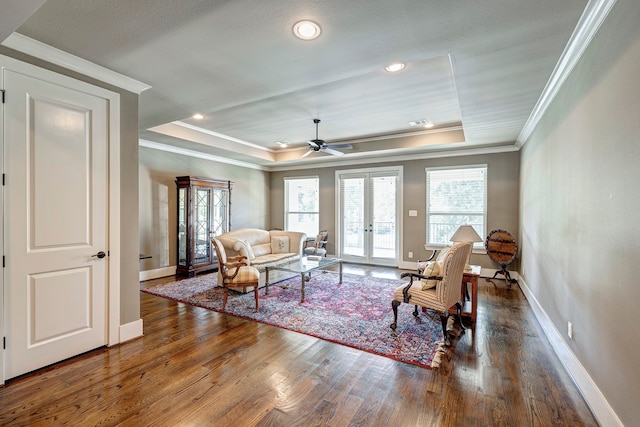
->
[408, 251, 413, 259]
[567, 321, 573, 340]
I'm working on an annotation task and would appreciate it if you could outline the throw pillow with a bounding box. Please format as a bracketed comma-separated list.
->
[421, 261, 442, 290]
[271, 235, 290, 254]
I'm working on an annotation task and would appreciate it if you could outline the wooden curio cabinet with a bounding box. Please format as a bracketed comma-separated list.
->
[176, 176, 232, 277]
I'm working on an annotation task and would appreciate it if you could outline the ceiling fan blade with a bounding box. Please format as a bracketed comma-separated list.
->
[322, 147, 344, 156]
[301, 148, 315, 158]
[307, 140, 320, 149]
[327, 143, 352, 150]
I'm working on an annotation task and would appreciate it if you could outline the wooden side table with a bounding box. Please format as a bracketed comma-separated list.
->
[450, 265, 481, 322]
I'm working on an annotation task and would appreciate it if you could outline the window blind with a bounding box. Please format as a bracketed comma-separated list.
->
[425, 166, 487, 247]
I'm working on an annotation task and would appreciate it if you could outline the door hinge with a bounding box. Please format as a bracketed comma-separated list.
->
[2, 173, 5, 185]
[2, 256, 4, 268]
[1, 89, 5, 103]
[3, 337, 5, 350]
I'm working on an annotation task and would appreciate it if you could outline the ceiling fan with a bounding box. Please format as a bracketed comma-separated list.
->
[302, 119, 353, 157]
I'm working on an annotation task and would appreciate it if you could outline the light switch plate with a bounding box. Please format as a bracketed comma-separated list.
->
[408, 210, 417, 217]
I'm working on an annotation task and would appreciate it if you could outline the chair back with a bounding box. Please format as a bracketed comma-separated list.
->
[436, 242, 472, 307]
[315, 230, 328, 247]
[211, 237, 228, 269]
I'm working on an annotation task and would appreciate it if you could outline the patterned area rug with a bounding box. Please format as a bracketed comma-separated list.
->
[141, 271, 460, 369]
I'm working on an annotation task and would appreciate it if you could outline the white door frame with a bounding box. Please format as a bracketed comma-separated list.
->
[0, 54, 121, 384]
[335, 165, 403, 266]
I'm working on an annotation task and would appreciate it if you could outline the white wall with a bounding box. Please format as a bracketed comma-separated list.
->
[519, 0, 640, 424]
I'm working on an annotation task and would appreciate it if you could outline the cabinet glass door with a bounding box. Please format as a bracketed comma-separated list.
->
[211, 188, 229, 237]
[178, 187, 187, 267]
[193, 187, 212, 266]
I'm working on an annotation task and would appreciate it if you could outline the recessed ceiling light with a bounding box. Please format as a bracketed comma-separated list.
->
[293, 20, 321, 40]
[276, 141, 289, 147]
[192, 113, 205, 120]
[385, 62, 405, 72]
[408, 119, 435, 128]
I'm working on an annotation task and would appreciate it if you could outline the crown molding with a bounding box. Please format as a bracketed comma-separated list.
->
[172, 121, 270, 152]
[516, 0, 618, 148]
[139, 139, 266, 171]
[267, 143, 519, 172]
[140, 137, 517, 172]
[1, 32, 151, 94]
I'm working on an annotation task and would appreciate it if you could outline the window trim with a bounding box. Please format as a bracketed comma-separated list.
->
[425, 164, 488, 251]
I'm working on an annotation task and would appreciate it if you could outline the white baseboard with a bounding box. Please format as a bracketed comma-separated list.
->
[118, 319, 143, 343]
[518, 276, 622, 427]
[140, 265, 176, 282]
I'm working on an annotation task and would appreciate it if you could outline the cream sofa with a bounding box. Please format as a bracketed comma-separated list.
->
[216, 228, 307, 288]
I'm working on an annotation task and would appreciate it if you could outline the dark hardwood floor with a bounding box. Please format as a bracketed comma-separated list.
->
[0, 264, 598, 426]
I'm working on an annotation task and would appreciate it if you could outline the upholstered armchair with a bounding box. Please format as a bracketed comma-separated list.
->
[211, 237, 261, 311]
[390, 242, 472, 345]
[304, 230, 328, 257]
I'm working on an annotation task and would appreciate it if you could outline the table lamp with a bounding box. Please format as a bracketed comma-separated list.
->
[450, 225, 483, 271]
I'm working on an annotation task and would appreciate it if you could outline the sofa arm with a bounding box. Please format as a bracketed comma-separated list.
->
[269, 230, 307, 255]
[217, 236, 241, 257]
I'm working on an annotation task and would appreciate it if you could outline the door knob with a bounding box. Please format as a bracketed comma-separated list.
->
[92, 251, 106, 259]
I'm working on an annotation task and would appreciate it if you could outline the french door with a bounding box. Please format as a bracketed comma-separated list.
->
[336, 166, 402, 266]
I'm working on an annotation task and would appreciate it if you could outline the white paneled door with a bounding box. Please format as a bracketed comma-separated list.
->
[337, 167, 401, 266]
[3, 69, 109, 379]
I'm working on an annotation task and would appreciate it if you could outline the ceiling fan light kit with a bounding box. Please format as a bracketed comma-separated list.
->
[303, 119, 353, 158]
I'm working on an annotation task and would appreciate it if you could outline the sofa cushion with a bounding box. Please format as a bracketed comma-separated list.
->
[271, 235, 290, 254]
[252, 242, 272, 257]
[250, 253, 299, 270]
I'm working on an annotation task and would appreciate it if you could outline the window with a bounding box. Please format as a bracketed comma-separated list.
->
[426, 165, 487, 248]
[284, 177, 319, 236]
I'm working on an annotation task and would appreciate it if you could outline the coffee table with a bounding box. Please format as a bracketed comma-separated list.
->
[265, 256, 343, 302]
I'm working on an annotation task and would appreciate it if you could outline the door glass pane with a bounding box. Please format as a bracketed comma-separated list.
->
[342, 177, 365, 257]
[194, 188, 211, 265]
[371, 175, 396, 258]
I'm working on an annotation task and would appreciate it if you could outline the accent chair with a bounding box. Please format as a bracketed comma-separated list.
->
[211, 237, 261, 311]
[304, 230, 328, 257]
[390, 242, 472, 345]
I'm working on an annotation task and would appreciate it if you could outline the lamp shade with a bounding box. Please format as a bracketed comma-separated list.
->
[450, 225, 483, 243]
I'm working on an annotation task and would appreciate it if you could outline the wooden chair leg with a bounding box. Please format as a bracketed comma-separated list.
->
[223, 286, 228, 311]
[440, 312, 451, 346]
[390, 300, 400, 330]
[455, 301, 466, 332]
[254, 284, 259, 312]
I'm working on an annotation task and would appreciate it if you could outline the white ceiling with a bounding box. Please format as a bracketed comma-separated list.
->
[3, 0, 593, 169]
